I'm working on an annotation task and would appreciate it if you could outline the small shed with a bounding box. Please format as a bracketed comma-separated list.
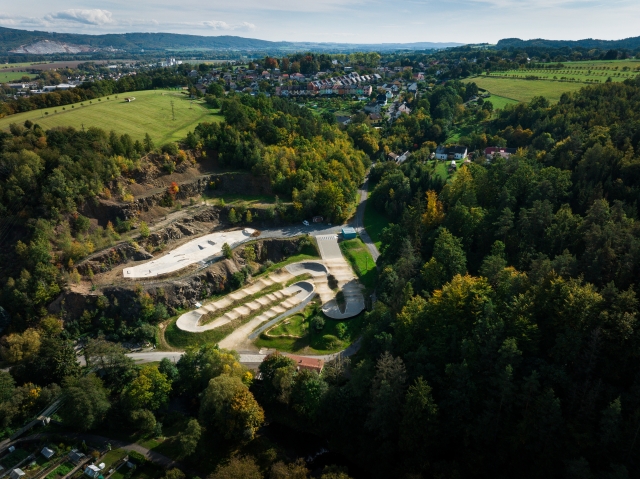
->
[84, 465, 101, 478]
[341, 227, 357, 240]
[10, 469, 25, 479]
[69, 450, 85, 464]
[41, 447, 55, 459]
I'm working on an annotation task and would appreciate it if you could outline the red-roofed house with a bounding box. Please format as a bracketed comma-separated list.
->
[285, 354, 324, 373]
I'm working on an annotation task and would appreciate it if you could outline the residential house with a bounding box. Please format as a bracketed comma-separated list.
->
[435, 145, 468, 160]
[364, 102, 381, 114]
[485, 147, 517, 160]
[396, 151, 411, 164]
[285, 354, 325, 373]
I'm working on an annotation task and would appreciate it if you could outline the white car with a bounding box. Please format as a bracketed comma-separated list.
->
[303, 220, 310, 226]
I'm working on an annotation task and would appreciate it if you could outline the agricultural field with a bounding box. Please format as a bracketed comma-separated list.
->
[487, 63, 640, 83]
[470, 75, 585, 103]
[0, 71, 37, 82]
[0, 89, 222, 145]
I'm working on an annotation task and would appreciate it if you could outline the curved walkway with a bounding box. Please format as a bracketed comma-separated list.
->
[315, 235, 366, 319]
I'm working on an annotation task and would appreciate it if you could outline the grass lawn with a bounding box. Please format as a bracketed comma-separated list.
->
[0, 72, 37, 82]
[471, 75, 585, 103]
[363, 191, 389, 250]
[339, 236, 377, 290]
[101, 449, 128, 469]
[0, 89, 223, 145]
[255, 308, 366, 354]
[485, 94, 519, 110]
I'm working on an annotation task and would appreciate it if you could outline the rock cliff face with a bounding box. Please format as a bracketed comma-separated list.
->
[80, 172, 271, 224]
[75, 206, 223, 275]
[51, 237, 308, 323]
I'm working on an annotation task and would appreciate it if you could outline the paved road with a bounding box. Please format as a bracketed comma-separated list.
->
[351, 175, 380, 262]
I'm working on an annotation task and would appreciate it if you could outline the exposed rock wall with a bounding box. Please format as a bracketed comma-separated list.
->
[51, 237, 308, 323]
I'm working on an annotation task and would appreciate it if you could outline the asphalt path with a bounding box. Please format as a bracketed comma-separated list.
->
[351, 175, 380, 262]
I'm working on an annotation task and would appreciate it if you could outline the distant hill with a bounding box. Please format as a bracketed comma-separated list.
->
[0, 26, 462, 54]
[497, 37, 640, 50]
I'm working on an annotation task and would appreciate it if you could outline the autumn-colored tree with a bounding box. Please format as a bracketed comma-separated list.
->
[422, 190, 444, 230]
[0, 328, 41, 363]
[199, 375, 264, 441]
[228, 208, 239, 224]
[122, 366, 172, 411]
[139, 221, 150, 239]
[168, 182, 179, 196]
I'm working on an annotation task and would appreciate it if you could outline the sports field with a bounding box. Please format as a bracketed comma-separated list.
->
[0, 89, 223, 144]
[471, 76, 586, 103]
[0, 72, 37, 82]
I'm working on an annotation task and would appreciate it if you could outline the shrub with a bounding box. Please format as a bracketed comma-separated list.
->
[311, 316, 325, 331]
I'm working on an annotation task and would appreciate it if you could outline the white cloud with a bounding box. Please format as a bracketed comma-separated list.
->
[46, 9, 114, 25]
[201, 20, 256, 31]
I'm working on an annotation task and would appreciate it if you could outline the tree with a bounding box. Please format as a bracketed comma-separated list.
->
[139, 221, 150, 239]
[176, 345, 248, 396]
[158, 358, 179, 384]
[222, 242, 233, 259]
[162, 470, 185, 479]
[229, 208, 239, 224]
[83, 339, 138, 393]
[122, 366, 171, 411]
[209, 456, 262, 479]
[199, 375, 264, 442]
[0, 328, 41, 363]
[244, 245, 256, 263]
[143, 133, 154, 153]
[12, 336, 81, 386]
[400, 378, 438, 470]
[177, 418, 201, 459]
[130, 409, 157, 434]
[245, 210, 252, 223]
[270, 459, 309, 479]
[422, 190, 444, 230]
[258, 353, 297, 403]
[58, 375, 111, 431]
[0, 371, 15, 402]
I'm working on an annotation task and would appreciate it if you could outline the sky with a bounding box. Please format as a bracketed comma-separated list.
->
[1, 0, 639, 44]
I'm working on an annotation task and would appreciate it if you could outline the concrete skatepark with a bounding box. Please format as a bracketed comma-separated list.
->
[122, 173, 376, 360]
[168, 231, 366, 352]
[123, 228, 256, 278]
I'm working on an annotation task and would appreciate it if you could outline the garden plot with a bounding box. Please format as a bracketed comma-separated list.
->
[123, 228, 255, 278]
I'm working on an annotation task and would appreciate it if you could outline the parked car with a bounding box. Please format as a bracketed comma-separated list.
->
[302, 220, 310, 226]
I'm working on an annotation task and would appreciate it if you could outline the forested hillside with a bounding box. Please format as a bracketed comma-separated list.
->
[302, 76, 640, 478]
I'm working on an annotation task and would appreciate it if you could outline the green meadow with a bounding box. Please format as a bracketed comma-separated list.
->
[0, 89, 223, 145]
